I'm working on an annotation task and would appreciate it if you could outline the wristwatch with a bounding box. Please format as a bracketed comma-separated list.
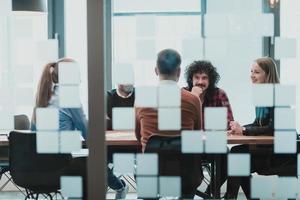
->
[242, 126, 246, 135]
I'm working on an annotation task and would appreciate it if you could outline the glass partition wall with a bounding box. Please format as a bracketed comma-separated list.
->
[109, 0, 299, 199]
[0, 0, 88, 199]
[0, 0, 300, 199]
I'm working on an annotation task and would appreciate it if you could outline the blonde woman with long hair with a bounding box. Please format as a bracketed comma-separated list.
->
[225, 57, 296, 199]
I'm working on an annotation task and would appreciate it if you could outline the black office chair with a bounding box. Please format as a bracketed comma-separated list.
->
[14, 114, 30, 130]
[0, 114, 31, 193]
[195, 161, 213, 199]
[235, 148, 298, 199]
[9, 131, 72, 200]
[144, 135, 203, 199]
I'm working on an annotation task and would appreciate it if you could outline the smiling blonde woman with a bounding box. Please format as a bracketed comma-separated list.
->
[225, 57, 297, 199]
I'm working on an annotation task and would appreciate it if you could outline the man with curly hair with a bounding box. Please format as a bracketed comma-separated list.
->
[184, 60, 234, 129]
[184, 60, 234, 196]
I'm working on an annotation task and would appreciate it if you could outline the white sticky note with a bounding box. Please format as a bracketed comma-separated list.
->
[207, 0, 262, 14]
[175, 15, 202, 37]
[15, 87, 34, 106]
[12, 18, 34, 38]
[136, 39, 156, 60]
[112, 63, 134, 85]
[36, 39, 58, 62]
[113, 153, 135, 174]
[36, 131, 59, 153]
[112, 107, 135, 130]
[134, 61, 157, 86]
[204, 14, 229, 37]
[135, 86, 158, 108]
[275, 177, 297, 199]
[0, 0, 12, 16]
[36, 108, 59, 131]
[158, 84, 180, 107]
[158, 108, 181, 130]
[136, 153, 158, 175]
[15, 39, 35, 66]
[227, 15, 246, 36]
[159, 176, 181, 198]
[60, 131, 82, 153]
[114, 0, 201, 13]
[252, 84, 274, 107]
[136, 177, 158, 198]
[206, 38, 262, 61]
[274, 131, 297, 153]
[136, 15, 156, 37]
[205, 131, 227, 153]
[59, 85, 81, 108]
[229, 37, 262, 58]
[14, 67, 34, 84]
[113, 18, 135, 62]
[155, 37, 178, 52]
[181, 130, 204, 153]
[297, 179, 300, 198]
[228, 154, 250, 176]
[256, 14, 274, 37]
[205, 13, 273, 37]
[182, 38, 203, 60]
[204, 107, 227, 130]
[58, 62, 80, 85]
[251, 176, 275, 199]
[275, 37, 297, 59]
[205, 38, 227, 60]
[274, 108, 296, 130]
[0, 112, 14, 131]
[0, 87, 14, 108]
[275, 85, 296, 106]
[61, 176, 83, 198]
[298, 154, 300, 176]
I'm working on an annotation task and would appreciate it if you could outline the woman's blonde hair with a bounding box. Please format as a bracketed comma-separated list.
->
[255, 57, 280, 84]
[32, 58, 74, 123]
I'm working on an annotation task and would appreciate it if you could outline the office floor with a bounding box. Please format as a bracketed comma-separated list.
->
[0, 173, 248, 199]
[0, 191, 247, 199]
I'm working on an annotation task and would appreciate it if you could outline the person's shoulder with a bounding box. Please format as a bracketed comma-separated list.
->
[215, 87, 227, 94]
[181, 89, 199, 102]
[182, 86, 190, 91]
[107, 89, 117, 95]
[181, 88, 192, 96]
[212, 87, 229, 97]
[107, 89, 118, 99]
[135, 107, 156, 116]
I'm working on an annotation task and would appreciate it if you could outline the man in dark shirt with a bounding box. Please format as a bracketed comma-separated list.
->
[105, 84, 134, 199]
[106, 84, 135, 130]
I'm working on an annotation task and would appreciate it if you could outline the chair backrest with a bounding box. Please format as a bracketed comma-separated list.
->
[9, 131, 72, 191]
[145, 135, 182, 152]
[14, 114, 30, 130]
[145, 135, 203, 198]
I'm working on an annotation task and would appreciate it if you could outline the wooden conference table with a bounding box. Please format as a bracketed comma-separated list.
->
[106, 131, 274, 199]
[106, 131, 274, 145]
[0, 132, 274, 198]
[0, 131, 274, 148]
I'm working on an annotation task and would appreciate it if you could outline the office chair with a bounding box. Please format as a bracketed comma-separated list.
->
[14, 114, 30, 130]
[144, 135, 203, 199]
[195, 161, 213, 199]
[9, 131, 72, 200]
[0, 114, 31, 194]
